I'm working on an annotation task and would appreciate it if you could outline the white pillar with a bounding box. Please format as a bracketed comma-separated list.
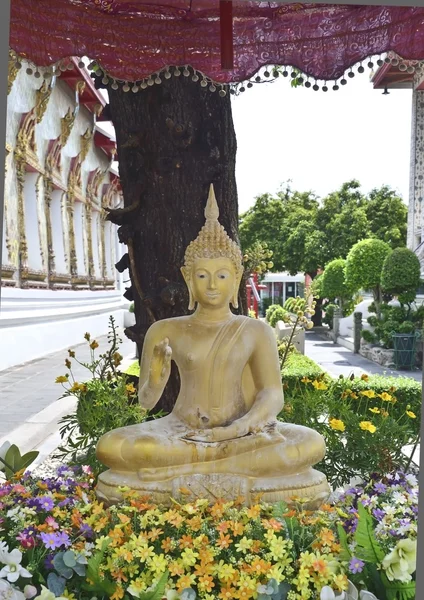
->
[50, 189, 68, 275]
[24, 172, 44, 272]
[73, 200, 87, 276]
[409, 90, 424, 260]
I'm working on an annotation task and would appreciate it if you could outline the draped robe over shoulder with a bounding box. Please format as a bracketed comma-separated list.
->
[97, 316, 325, 482]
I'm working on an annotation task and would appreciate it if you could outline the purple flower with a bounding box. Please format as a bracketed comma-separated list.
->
[349, 557, 365, 574]
[44, 554, 54, 570]
[40, 532, 68, 550]
[373, 482, 387, 494]
[56, 531, 71, 548]
[79, 523, 94, 539]
[26, 498, 41, 510]
[372, 509, 385, 521]
[37, 496, 54, 511]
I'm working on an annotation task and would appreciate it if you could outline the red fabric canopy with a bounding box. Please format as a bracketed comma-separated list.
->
[9, 0, 424, 83]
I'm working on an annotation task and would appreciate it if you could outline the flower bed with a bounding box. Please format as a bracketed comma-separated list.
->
[0, 466, 419, 600]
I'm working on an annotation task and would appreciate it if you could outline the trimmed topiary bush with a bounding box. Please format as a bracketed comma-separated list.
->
[381, 247, 421, 305]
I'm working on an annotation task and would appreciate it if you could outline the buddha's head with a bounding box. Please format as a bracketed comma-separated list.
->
[181, 185, 243, 310]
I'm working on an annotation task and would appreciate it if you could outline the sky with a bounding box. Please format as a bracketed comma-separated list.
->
[100, 69, 413, 216]
[231, 73, 413, 214]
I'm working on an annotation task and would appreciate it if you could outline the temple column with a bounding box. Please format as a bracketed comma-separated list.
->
[49, 189, 70, 286]
[408, 90, 424, 263]
[91, 207, 102, 284]
[72, 199, 88, 285]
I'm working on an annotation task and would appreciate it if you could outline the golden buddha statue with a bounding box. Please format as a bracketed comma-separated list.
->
[96, 185, 330, 508]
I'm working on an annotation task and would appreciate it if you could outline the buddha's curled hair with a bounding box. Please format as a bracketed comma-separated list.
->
[181, 184, 244, 280]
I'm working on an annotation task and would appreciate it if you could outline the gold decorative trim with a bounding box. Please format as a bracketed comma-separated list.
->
[80, 127, 93, 162]
[15, 159, 28, 285]
[15, 109, 41, 172]
[8, 50, 20, 95]
[60, 107, 78, 147]
[35, 80, 54, 124]
[43, 177, 55, 279]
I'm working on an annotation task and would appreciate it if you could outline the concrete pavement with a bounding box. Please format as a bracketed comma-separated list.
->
[0, 332, 136, 464]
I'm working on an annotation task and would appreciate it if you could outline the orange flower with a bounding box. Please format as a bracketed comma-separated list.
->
[261, 518, 283, 531]
[210, 501, 225, 519]
[117, 513, 131, 524]
[168, 562, 185, 577]
[234, 583, 255, 600]
[161, 537, 173, 553]
[186, 516, 202, 531]
[198, 574, 215, 592]
[147, 528, 163, 541]
[250, 540, 263, 553]
[176, 574, 196, 593]
[194, 562, 214, 577]
[248, 558, 271, 575]
[219, 586, 238, 600]
[179, 534, 194, 549]
[198, 548, 214, 564]
[230, 521, 245, 536]
[246, 505, 261, 519]
[319, 528, 335, 547]
[109, 527, 125, 545]
[217, 521, 230, 534]
[110, 585, 124, 600]
[167, 511, 184, 527]
[217, 533, 233, 549]
[312, 558, 329, 575]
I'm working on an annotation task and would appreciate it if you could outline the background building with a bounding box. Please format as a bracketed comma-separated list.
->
[0, 58, 127, 371]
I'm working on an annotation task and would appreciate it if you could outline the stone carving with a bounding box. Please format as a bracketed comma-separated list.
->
[96, 185, 330, 508]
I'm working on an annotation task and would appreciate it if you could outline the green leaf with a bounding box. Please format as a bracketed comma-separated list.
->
[353, 502, 386, 564]
[337, 523, 352, 562]
[62, 550, 77, 568]
[83, 541, 116, 596]
[138, 572, 169, 600]
[52, 553, 74, 579]
[47, 573, 66, 596]
[380, 572, 416, 600]
[18, 450, 39, 470]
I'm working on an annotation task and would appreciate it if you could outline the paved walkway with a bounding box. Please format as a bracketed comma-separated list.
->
[0, 332, 136, 463]
[305, 331, 423, 382]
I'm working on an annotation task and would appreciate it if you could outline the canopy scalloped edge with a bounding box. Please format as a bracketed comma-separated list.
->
[8, 49, 424, 96]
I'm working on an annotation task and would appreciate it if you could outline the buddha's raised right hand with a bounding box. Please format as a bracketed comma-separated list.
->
[148, 338, 172, 389]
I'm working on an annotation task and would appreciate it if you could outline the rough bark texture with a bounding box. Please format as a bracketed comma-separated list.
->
[97, 74, 244, 413]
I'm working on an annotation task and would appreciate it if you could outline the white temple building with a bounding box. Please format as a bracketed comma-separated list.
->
[0, 58, 127, 371]
[372, 57, 424, 275]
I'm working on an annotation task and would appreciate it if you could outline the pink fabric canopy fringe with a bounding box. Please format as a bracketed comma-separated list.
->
[9, 0, 424, 83]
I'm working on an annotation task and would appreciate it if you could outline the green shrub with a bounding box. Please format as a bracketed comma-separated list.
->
[54, 318, 161, 476]
[381, 247, 421, 304]
[346, 239, 392, 292]
[321, 258, 353, 304]
[322, 302, 338, 329]
[266, 304, 289, 328]
[363, 302, 423, 349]
[279, 354, 420, 487]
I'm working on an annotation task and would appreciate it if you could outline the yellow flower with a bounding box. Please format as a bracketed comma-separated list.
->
[84, 332, 91, 341]
[126, 383, 136, 395]
[235, 537, 253, 553]
[65, 359, 72, 369]
[312, 380, 328, 390]
[214, 561, 236, 582]
[359, 421, 377, 434]
[329, 418, 345, 432]
[369, 407, 380, 414]
[147, 553, 168, 574]
[55, 375, 69, 383]
[379, 392, 394, 402]
[90, 340, 99, 350]
[359, 390, 376, 399]
[360, 374, 369, 381]
[406, 410, 417, 419]
[301, 377, 311, 384]
[180, 548, 198, 567]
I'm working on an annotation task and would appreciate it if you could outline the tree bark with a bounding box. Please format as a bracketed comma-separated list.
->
[99, 75, 243, 413]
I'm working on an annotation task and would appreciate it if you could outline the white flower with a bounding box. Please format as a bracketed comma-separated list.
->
[0, 544, 9, 564]
[33, 586, 67, 600]
[405, 474, 418, 486]
[0, 549, 32, 583]
[0, 578, 25, 600]
[382, 539, 417, 583]
[23, 586, 37, 599]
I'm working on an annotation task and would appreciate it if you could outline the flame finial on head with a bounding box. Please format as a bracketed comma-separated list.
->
[205, 183, 220, 221]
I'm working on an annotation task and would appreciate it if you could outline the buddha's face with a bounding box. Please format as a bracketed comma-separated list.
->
[190, 257, 238, 309]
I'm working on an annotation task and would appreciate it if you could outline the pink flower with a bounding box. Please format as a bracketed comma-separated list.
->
[45, 517, 59, 530]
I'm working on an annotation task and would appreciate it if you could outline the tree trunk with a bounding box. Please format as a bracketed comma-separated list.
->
[100, 75, 243, 413]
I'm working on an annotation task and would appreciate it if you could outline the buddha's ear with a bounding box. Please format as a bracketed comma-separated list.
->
[181, 267, 196, 311]
[231, 272, 243, 309]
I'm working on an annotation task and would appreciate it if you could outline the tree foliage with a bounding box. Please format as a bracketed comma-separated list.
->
[239, 180, 407, 277]
[345, 239, 392, 292]
[381, 247, 421, 304]
[321, 259, 352, 302]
